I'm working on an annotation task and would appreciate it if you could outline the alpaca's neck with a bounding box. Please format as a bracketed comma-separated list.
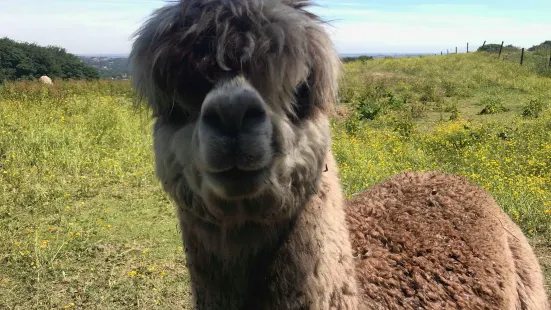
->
[179, 154, 361, 310]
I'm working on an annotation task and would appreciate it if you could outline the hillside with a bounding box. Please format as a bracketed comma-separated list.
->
[0, 37, 100, 82]
[529, 40, 551, 52]
[78, 56, 129, 80]
[0, 52, 549, 308]
[475, 41, 551, 77]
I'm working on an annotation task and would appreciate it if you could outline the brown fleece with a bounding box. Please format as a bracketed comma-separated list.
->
[346, 171, 549, 310]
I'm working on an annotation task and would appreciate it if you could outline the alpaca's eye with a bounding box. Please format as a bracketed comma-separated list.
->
[295, 81, 309, 100]
[177, 68, 215, 106]
[194, 36, 215, 55]
[292, 81, 311, 120]
[167, 104, 193, 124]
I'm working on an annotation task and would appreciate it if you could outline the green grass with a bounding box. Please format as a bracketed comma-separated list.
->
[499, 47, 551, 78]
[1, 52, 550, 308]
[0, 81, 192, 309]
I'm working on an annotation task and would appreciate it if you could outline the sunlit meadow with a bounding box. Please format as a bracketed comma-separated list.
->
[1, 52, 550, 308]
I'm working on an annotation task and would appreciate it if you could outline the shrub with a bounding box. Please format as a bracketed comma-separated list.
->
[356, 100, 381, 121]
[477, 96, 509, 115]
[341, 55, 374, 64]
[528, 40, 551, 52]
[390, 111, 416, 137]
[447, 101, 461, 121]
[409, 101, 428, 119]
[478, 43, 521, 54]
[522, 98, 548, 118]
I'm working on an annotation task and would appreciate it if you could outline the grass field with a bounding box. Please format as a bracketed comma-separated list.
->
[1, 52, 550, 308]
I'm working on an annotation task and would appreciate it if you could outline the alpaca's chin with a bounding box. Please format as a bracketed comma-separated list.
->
[205, 167, 271, 200]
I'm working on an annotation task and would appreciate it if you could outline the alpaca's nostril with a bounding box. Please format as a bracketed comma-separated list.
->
[243, 106, 266, 125]
[202, 110, 222, 128]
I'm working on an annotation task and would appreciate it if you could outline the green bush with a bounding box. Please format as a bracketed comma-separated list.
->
[477, 96, 509, 115]
[522, 98, 548, 118]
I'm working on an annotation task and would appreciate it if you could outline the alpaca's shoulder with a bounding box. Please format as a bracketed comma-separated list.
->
[345, 170, 520, 309]
[345, 170, 504, 222]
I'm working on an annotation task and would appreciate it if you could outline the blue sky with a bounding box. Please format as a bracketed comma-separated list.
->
[1, 0, 549, 55]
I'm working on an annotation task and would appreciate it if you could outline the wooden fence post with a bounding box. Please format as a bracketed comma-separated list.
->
[441, 51, 443, 56]
[447, 49, 449, 55]
[498, 41, 504, 58]
[467, 42, 469, 53]
[455, 47, 458, 54]
[520, 48, 525, 65]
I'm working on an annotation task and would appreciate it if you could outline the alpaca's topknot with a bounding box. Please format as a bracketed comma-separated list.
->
[129, 0, 341, 120]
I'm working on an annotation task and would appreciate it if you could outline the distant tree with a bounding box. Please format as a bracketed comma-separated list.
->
[0, 37, 100, 82]
[341, 55, 374, 63]
[477, 43, 502, 53]
[477, 43, 521, 53]
[527, 40, 551, 52]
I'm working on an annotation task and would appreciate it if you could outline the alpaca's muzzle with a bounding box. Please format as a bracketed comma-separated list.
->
[197, 76, 274, 199]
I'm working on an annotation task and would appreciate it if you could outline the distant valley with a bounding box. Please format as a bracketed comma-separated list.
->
[77, 53, 433, 80]
[78, 55, 129, 80]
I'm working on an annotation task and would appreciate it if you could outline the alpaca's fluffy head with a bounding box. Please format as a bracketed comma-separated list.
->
[129, 0, 340, 228]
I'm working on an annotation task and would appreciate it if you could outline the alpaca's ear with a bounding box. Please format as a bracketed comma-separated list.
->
[305, 29, 342, 117]
[290, 26, 341, 122]
[287, 0, 341, 116]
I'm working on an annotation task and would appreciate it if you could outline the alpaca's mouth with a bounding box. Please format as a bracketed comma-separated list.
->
[206, 167, 270, 199]
[215, 167, 267, 181]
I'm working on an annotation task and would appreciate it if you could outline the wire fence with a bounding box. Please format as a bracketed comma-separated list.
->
[437, 41, 551, 76]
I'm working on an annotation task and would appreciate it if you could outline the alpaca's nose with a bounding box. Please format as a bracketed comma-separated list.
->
[198, 81, 273, 175]
[200, 87, 267, 136]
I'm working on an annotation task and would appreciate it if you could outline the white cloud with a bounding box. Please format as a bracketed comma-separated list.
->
[1, 2, 549, 55]
[0, 2, 158, 55]
[314, 7, 551, 53]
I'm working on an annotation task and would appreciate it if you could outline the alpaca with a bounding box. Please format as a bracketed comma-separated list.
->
[346, 172, 549, 309]
[128, 0, 549, 309]
[38, 75, 53, 85]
